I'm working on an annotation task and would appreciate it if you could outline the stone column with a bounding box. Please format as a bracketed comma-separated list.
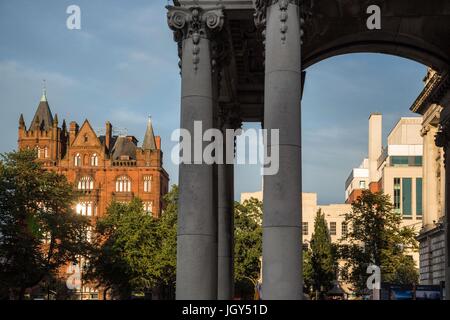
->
[217, 107, 241, 300]
[256, 0, 303, 300]
[167, 6, 224, 300]
[422, 125, 439, 227]
[435, 110, 450, 300]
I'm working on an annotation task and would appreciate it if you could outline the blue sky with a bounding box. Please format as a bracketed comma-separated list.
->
[0, 1, 426, 204]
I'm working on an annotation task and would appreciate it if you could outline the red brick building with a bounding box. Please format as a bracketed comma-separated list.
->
[18, 90, 169, 299]
[18, 90, 169, 219]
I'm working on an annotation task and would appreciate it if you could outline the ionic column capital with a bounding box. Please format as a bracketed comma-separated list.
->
[167, 6, 225, 72]
[167, 6, 224, 42]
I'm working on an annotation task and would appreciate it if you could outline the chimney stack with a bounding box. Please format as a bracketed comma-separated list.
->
[155, 136, 161, 150]
[105, 121, 112, 151]
[368, 113, 382, 191]
[69, 121, 79, 146]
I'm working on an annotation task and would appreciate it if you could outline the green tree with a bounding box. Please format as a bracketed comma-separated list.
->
[234, 197, 262, 299]
[86, 198, 159, 299]
[0, 150, 91, 299]
[152, 185, 178, 299]
[340, 190, 418, 294]
[307, 209, 337, 299]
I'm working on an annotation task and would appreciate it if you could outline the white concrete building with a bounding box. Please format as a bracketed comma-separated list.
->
[241, 191, 351, 247]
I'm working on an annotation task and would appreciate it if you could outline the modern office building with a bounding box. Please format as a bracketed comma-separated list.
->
[345, 114, 423, 266]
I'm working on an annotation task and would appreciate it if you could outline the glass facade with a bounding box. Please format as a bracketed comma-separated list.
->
[394, 178, 401, 214]
[390, 156, 422, 167]
[416, 178, 423, 217]
[402, 178, 412, 217]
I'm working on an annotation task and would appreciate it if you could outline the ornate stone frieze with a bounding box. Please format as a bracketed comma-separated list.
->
[435, 117, 450, 167]
[166, 6, 225, 72]
[421, 125, 431, 137]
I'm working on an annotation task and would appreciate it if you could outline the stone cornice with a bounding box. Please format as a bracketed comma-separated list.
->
[411, 71, 450, 115]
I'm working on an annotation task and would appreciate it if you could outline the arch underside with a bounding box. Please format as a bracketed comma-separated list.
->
[218, 0, 450, 122]
[303, 39, 449, 71]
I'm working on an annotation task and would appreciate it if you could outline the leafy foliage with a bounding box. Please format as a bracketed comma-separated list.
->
[0, 150, 91, 299]
[233, 197, 262, 299]
[86, 198, 158, 299]
[304, 209, 338, 299]
[86, 186, 178, 299]
[340, 190, 419, 294]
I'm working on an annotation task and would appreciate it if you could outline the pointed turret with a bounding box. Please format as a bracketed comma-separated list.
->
[53, 113, 59, 127]
[19, 114, 26, 129]
[30, 87, 53, 131]
[142, 116, 157, 151]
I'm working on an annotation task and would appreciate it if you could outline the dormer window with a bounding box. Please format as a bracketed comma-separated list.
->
[84, 135, 88, 143]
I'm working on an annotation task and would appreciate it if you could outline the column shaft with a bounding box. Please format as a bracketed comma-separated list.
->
[217, 143, 234, 299]
[176, 34, 217, 300]
[445, 147, 450, 300]
[262, 2, 303, 300]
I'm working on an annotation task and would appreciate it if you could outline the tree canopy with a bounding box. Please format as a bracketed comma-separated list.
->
[340, 190, 419, 294]
[304, 209, 338, 299]
[0, 150, 91, 299]
[86, 186, 178, 300]
[233, 197, 262, 299]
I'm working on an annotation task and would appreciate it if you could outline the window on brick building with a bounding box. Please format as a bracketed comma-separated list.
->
[74, 153, 81, 167]
[91, 154, 98, 167]
[144, 201, 153, 215]
[76, 202, 95, 216]
[78, 176, 94, 190]
[116, 176, 131, 193]
[143, 176, 152, 193]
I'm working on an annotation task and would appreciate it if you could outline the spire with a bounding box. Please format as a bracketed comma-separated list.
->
[19, 114, 25, 127]
[53, 113, 59, 126]
[30, 85, 53, 131]
[142, 116, 157, 150]
[41, 80, 47, 102]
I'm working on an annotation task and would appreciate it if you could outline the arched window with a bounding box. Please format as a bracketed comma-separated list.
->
[143, 176, 152, 193]
[78, 176, 94, 190]
[36, 146, 42, 159]
[91, 154, 99, 167]
[116, 176, 131, 193]
[44, 146, 48, 158]
[74, 153, 81, 167]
